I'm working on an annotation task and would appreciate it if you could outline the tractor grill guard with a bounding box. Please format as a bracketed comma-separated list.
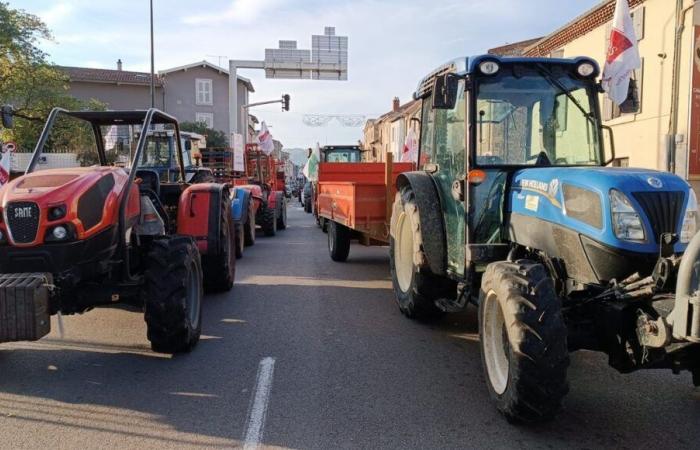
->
[632, 191, 684, 244]
[6, 202, 40, 244]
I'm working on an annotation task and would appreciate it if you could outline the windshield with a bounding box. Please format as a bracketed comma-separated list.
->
[474, 66, 601, 166]
[323, 147, 361, 162]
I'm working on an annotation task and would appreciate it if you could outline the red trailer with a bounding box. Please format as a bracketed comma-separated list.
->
[317, 154, 414, 261]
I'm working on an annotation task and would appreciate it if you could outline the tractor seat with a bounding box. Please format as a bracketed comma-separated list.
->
[135, 169, 160, 197]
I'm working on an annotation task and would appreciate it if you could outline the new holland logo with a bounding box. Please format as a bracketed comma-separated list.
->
[13, 207, 32, 219]
[647, 177, 663, 189]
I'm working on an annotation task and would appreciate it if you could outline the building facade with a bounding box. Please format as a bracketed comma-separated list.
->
[523, 0, 700, 190]
[363, 97, 420, 162]
[159, 61, 254, 141]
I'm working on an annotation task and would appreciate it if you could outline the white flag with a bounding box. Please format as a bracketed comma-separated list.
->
[601, 0, 641, 105]
[0, 144, 12, 185]
[401, 128, 419, 163]
[257, 121, 274, 155]
[302, 143, 320, 181]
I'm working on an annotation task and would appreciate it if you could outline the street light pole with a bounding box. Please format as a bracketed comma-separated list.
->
[149, 0, 155, 108]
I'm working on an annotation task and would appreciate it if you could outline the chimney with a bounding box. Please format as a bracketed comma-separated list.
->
[117, 59, 122, 71]
[392, 97, 400, 112]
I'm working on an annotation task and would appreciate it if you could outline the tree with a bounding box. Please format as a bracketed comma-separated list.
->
[180, 121, 229, 148]
[0, 2, 105, 153]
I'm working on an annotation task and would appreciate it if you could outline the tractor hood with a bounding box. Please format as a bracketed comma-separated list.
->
[508, 166, 693, 255]
[0, 167, 132, 246]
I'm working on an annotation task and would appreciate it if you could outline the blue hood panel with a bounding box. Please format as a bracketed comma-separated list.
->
[508, 167, 691, 254]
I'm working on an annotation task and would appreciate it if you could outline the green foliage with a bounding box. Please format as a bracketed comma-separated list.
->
[0, 2, 105, 153]
[180, 121, 228, 148]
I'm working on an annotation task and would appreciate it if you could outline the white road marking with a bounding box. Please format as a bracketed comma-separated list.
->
[243, 357, 276, 450]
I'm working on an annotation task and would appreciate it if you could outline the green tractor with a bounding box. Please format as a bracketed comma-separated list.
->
[390, 55, 700, 423]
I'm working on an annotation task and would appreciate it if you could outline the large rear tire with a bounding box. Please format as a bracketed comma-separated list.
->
[144, 236, 203, 354]
[202, 190, 235, 293]
[389, 185, 445, 319]
[260, 206, 277, 237]
[328, 220, 351, 262]
[478, 260, 569, 424]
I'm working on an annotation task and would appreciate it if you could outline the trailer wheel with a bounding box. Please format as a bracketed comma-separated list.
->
[144, 236, 203, 354]
[202, 191, 235, 292]
[389, 186, 444, 319]
[276, 195, 287, 230]
[328, 220, 351, 262]
[261, 206, 277, 236]
[479, 260, 569, 424]
[244, 201, 256, 247]
[320, 217, 328, 233]
[234, 223, 244, 259]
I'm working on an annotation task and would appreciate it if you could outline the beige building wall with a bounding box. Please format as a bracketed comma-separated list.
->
[541, 0, 696, 188]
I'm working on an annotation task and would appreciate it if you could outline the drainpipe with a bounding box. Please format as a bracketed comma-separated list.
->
[667, 0, 696, 173]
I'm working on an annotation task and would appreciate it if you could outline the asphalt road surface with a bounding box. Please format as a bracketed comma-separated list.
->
[1, 205, 699, 449]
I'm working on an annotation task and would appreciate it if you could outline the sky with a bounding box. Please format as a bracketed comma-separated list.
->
[15, 0, 600, 150]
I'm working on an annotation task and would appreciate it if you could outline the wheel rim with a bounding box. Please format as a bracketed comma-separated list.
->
[186, 262, 201, 327]
[328, 223, 335, 253]
[394, 211, 414, 293]
[483, 290, 509, 395]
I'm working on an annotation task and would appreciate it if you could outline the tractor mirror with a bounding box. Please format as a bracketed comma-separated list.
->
[1, 105, 13, 129]
[432, 74, 459, 110]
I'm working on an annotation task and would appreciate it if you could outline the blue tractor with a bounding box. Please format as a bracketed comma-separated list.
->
[389, 55, 700, 423]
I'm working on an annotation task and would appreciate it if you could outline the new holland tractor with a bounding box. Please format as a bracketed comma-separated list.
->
[0, 109, 235, 353]
[389, 55, 700, 423]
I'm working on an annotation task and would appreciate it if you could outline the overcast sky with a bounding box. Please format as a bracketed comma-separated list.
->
[17, 0, 599, 149]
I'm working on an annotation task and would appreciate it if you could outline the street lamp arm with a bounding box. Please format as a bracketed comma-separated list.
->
[243, 99, 284, 109]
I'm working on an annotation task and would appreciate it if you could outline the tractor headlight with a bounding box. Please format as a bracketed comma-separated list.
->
[681, 188, 699, 243]
[610, 189, 645, 242]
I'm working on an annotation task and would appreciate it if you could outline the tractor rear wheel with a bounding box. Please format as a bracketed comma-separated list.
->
[276, 195, 287, 230]
[328, 220, 351, 262]
[389, 185, 444, 320]
[144, 236, 203, 354]
[261, 206, 277, 236]
[234, 223, 244, 259]
[478, 260, 569, 424]
[202, 191, 235, 292]
[244, 201, 256, 247]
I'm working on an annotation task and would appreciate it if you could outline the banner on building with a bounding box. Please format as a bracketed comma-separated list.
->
[232, 133, 245, 172]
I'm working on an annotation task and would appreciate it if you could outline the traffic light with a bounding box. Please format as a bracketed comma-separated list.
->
[282, 94, 290, 111]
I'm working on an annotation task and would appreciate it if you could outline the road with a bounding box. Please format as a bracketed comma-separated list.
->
[0, 204, 699, 449]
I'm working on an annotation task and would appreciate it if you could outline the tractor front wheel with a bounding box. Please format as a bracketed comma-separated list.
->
[478, 260, 569, 424]
[276, 196, 287, 230]
[328, 221, 351, 262]
[144, 236, 203, 354]
[261, 206, 277, 236]
[234, 223, 244, 259]
[202, 192, 235, 292]
[244, 201, 256, 247]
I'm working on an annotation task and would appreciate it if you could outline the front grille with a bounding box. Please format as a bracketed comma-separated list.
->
[6, 202, 40, 244]
[632, 191, 684, 243]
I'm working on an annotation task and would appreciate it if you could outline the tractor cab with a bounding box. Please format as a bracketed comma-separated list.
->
[321, 145, 362, 163]
[135, 129, 212, 183]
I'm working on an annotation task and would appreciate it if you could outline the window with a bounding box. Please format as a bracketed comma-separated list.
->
[196, 112, 214, 129]
[195, 78, 213, 105]
[419, 94, 435, 166]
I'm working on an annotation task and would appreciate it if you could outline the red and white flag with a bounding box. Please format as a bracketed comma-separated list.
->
[602, 0, 641, 105]
[257, 121, 274, 155]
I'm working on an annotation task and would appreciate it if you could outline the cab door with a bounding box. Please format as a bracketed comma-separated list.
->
[422, 82, 467, 277]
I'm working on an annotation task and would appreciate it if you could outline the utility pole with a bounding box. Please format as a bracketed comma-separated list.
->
[149, 0, 155, 108]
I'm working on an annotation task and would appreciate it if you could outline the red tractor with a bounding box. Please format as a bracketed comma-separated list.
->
[0, 109, 235, 353]
[233, 144, 287, 237]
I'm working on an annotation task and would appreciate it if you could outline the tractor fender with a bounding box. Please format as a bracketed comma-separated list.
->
[266, 190, 278, 210]
[396, 172, 447, 276]
[230, 188, 251, 225]
[177, 183, 229, 255]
